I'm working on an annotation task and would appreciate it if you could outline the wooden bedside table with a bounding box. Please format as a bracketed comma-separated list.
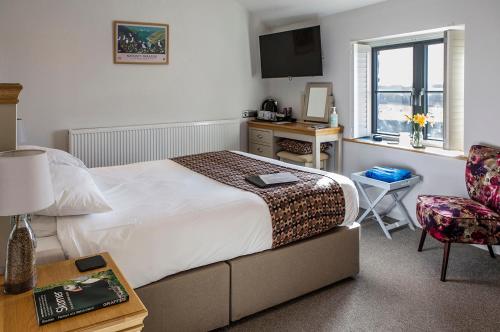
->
[0, 252, 148, 332]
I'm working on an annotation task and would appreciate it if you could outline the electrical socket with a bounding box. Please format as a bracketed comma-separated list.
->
[242, 110, 257, 118]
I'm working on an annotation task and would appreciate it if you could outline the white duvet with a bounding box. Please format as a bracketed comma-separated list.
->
[57, 152, 358, 288]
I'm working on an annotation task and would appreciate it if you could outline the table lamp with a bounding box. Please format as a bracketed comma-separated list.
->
[0, 150, 54, 294]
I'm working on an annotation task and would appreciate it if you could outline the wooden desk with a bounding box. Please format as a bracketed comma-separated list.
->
[248, 121, 343, 172]
[0, 252, 148, 332]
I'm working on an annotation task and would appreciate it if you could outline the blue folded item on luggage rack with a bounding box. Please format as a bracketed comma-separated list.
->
[364, 166, 412, 183]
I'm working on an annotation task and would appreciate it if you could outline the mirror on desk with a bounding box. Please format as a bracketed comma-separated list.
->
[302, 82, 332, 123]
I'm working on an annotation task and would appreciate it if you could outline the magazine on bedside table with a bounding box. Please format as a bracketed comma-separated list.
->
[245, 172, 300, 188]
[33, 269, 129, 325]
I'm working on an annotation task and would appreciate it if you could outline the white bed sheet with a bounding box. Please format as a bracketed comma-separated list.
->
[31, 215, 58, 238]
[57, 152, 358, 288]
[36, 235, 66, 265]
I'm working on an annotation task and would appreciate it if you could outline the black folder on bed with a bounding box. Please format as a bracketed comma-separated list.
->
[245, 172, 299, 188]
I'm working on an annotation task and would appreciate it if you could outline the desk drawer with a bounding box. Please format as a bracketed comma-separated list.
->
[249, 128, 273, 146]
[249, 143, 273, 158]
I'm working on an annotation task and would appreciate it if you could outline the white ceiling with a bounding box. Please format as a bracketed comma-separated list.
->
[235, 0, 387, 28]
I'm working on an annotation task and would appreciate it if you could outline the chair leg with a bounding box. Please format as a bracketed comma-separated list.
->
[487, 245, 496, 258]
[418, 230, 427, 252]
[441, 243, 451, 282]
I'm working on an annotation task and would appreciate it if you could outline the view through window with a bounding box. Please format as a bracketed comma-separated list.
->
[372, 40, 444, 140]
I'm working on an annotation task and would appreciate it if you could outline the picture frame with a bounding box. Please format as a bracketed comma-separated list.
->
[113, 21, 169, 65]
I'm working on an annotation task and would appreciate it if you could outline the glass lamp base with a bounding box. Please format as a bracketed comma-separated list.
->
[3, 214, 37, 294]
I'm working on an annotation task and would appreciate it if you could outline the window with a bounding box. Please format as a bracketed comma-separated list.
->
[372, 39, 444, 141]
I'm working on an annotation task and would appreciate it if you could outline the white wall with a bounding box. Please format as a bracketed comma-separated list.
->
[0, 41, 6, 80]
[0, 0, 266, 150]
[240, 13, 269, 152]
[344, 142, 467, 217]
[263, 0, 500, 229]
[267, 0, 500, 153]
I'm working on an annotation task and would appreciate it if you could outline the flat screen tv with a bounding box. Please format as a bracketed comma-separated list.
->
[259, 26, 323, 79]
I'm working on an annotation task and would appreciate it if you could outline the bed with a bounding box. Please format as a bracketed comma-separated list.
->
[0, 90, 359, 331]
[30, 150, 360, 331]
[52, 151, 358, 287]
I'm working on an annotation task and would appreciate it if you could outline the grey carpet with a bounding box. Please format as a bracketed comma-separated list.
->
[224, 221, 500, 332]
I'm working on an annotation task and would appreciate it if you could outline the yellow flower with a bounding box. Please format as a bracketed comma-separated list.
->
[413, 114, 427, 127]
[403, 113, 429, 127]
[403, 113, 431, 127]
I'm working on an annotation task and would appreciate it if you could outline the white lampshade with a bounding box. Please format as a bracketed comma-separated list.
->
[0, 150, 54, 216]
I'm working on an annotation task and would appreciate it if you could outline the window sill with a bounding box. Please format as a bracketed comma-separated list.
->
[344, 137, 467, 161]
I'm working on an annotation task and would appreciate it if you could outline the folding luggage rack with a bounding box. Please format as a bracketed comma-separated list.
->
[351, 171, 421, 239]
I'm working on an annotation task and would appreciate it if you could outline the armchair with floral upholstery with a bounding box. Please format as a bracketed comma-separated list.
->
[416, 145, 499, 281]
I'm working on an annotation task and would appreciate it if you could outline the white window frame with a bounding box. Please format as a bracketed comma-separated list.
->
[350, 27, 465, 152]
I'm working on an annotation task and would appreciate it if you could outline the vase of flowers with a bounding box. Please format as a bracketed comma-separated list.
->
[412, 126, 424, 148]
[405, 114, 431, 148]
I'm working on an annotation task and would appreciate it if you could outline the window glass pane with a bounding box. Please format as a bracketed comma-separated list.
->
[427, 92, 444, 140]
[427, 43, 444, 91]
[376, 92, 412, 134]
[377, 47, 413, 91]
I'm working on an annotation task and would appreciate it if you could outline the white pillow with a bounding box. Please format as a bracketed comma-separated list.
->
[18, 145, 87, 169]
[36, 164, 112, 216]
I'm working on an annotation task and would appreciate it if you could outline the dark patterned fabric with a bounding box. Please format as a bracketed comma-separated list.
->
[416, 145, 500, 245]
[172, 151, 345, 248]
[277, 139, 332, 155]
[465, 145, 500, 214]
[417, 195, 500, 245]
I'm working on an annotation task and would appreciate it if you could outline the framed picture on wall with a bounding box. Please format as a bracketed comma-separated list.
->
[113, 21, 169, 64]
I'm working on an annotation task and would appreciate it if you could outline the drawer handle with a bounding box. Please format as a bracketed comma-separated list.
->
[257, 147, 263, 152]
[256, 134, 263, 139]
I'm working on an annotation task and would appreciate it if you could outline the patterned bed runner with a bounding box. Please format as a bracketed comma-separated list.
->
[172, 151, 345, 248]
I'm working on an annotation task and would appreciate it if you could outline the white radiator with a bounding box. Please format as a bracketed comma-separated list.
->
[69, 119, 240, 168]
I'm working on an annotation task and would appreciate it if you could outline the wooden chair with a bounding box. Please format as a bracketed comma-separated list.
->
[416, 145, 499, 281]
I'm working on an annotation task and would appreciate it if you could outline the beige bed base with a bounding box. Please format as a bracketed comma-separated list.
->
[136, 224, 360, 331]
